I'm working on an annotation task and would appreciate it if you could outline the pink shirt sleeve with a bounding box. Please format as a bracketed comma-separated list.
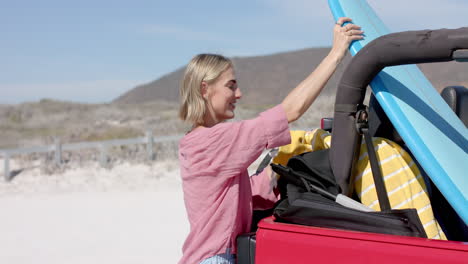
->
[214, 104, 291, 174]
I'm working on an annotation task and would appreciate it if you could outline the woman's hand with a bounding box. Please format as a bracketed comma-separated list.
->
[330, 17, 364, 62]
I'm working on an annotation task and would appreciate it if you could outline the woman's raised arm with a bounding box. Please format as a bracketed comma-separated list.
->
[281, 17, 364, 123]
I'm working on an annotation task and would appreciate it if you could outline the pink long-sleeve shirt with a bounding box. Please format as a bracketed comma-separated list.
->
[178, 105, 290, 264]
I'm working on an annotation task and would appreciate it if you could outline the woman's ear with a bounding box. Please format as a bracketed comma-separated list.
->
[201, 81, 209, 99]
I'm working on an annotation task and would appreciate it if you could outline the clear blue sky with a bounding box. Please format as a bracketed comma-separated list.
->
[1, 0, 467, 104]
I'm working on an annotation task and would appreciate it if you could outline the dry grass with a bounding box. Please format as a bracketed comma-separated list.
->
[0, 99, 187, 149]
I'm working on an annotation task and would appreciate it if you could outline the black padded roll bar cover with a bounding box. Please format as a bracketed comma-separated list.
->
[335, 27, 468, 108]
[330, 27, 468, 195]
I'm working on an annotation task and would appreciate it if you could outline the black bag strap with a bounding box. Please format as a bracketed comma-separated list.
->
[356, 108, 392, 211]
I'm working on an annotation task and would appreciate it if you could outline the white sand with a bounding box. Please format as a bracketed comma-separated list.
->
[0, 154, 266, 264]
[0, 159, 189, 264]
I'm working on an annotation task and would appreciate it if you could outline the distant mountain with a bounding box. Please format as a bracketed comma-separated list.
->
[113, 47, 468, 106]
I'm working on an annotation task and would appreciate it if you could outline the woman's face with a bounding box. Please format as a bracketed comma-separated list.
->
[203, 67, 242, 126]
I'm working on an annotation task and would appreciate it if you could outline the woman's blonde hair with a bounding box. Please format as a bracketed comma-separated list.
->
[179, 54, 233, 125]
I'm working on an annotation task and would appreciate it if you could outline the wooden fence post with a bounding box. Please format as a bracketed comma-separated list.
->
[4, 153, 10, 182]
[99, 144, 108, 168]
[54, 138, 62, 166]
[146, 130, 155, 161]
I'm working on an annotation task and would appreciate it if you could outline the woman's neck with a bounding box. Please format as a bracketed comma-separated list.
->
[201, 115, 221, 128]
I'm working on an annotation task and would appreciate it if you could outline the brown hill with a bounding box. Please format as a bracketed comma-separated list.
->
[113, 47, 468, 106]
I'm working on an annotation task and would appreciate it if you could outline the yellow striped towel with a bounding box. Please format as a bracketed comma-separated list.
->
[354, 137, 446, 240]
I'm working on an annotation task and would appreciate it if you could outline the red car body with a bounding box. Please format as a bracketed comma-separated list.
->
[254, 217, 468, 264]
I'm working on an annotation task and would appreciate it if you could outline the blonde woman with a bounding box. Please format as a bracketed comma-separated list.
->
[178, 17, 363, 264]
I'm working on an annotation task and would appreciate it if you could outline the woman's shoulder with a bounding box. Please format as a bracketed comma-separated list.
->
[189, 121, 238, 135]
[180, 105, 286, 147]
[180, 122, 234, 144]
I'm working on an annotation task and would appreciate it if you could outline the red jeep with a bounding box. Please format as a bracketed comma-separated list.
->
[237, 28, 468, 264]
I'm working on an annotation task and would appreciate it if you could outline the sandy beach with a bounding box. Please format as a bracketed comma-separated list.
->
[0, 159, 189, 264]
[0, 154, 265, 264]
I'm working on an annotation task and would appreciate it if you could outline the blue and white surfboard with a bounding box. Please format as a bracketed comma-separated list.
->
[328, 0, 468, 224]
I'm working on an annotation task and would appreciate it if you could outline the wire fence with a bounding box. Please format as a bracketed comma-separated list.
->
[0, 130, 183, 182]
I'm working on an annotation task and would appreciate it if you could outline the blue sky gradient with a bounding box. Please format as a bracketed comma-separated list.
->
[1, 0, 467, 104]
